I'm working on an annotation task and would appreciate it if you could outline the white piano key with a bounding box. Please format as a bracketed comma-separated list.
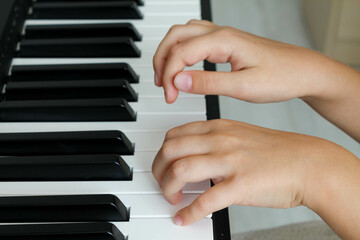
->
[123, 151, 157, 172]
[0, 219, 213, 240]
[140, 2, 200, 15]
[145, 0, 199, 2]
[12, 52, 203, 68]
[132, 82, 203, 98]
[122, 193, 199, 218]
[135, 65, 204, 81]
[138, 25, 171, 39]
[0, 172, 210, 195]
[0, 113, 207, 132]
[25, 14, 201, 27]
[114, 218, 213, 240]
[137, 40, 161, 51]
[130, 96, 206, 114]
[126, 131, 165, 151]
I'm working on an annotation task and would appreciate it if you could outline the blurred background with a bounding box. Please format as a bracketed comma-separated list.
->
[210, 0, 360, 236]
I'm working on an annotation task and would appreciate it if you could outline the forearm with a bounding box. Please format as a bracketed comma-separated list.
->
[305, 142, 360, 239]
[301, 55, 360, 142]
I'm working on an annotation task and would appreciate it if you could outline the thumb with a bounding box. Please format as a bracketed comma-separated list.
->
[174, 70, 244, 97]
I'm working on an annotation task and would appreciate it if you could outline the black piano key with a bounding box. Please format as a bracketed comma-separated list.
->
[0, 98, 136, 122]
[35, 0, 144, 6]
[0, 130, 134, 155]
[0, 223, 125, 240]
[11, 63, 139, 83]
[19, 37, 141, 58]
[6, 79, 138, 102]
[0, 195, 129, 222]
[0, 154, 132, 181]
[31, 2, 143, 19]
[25, 23, 142, 41]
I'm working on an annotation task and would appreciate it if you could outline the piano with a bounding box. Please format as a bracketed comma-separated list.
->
[0, 0, 231, 239]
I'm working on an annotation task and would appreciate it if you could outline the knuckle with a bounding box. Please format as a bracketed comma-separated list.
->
[171, 160, 188, 179]
[221, 119, 236, 129]
[169, 44, 183, 57]
[195, 194, 212, 213]
[216, 27, 235, 37]
[208, 119, 224, 129]
[168, 24, 181, 34]
[165, 127, 178, 140]
[152, 52, 160, 66]
[199, 72, 216, 92]
[208, 119, 234, 131]
[159, 140, 175, 159]
[186, 19, 198, 24]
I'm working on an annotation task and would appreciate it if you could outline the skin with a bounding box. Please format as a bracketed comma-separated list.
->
[152, 20, 360, 239]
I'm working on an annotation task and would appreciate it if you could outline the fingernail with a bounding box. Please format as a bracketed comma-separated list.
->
[174, 214, 183, 226]
[154, 72, 159, 86]
[174, 73, 192, 92]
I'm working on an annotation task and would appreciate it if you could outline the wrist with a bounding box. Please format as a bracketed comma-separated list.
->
[302, 139, 350, 209]
[300, 53, 360, 103]
[302, 139, 360, 238]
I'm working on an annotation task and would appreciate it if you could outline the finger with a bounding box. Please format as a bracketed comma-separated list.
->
[173, 68, 262, 101]
[153, 24, 213, 87]
[164, 121, 212, 141]
[186, 19, 215, 26]
[152, 135, 214, 186]
[161, 154, 227, 204]
[162, 32, 237, 103]
[174, 180, 235, 226]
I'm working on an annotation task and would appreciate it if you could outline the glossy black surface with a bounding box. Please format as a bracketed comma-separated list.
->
[6, 79, 138, 102]
[24, 23, 142, 41]
[0, 222, 125, 240]
[19, 37, 141, 58]
[0, 98, 136, 122]
[0, 154, 132, 181]
[36, 0, 144, 5]
[0, 130, 134, 155]
[0, 0, 31, 87]
[0, 195, 129, 222]
[31, 2, 143, 19]
[11, 63, 139, 83]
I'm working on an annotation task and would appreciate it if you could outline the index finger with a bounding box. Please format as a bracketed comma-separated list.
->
[162, 31, 233, 103]
[153, 23, 213, 87]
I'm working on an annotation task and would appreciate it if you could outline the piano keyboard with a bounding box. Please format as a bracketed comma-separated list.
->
[0, 0, 230, 239]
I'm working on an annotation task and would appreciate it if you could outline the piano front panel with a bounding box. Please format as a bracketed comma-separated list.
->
[0, 0, 230, 239]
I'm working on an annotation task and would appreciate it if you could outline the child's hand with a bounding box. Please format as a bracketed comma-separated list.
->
[153, 20, 360, 142]
[153, 20, 330, 103]
[152, 119, 354, 227]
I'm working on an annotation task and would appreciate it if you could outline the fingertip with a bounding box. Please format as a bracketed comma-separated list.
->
[173, 214, 183, 226]
[167, 190, 183, 205]
[164, 88, 179, 104]
[175, 207, 195, 226]
[174, 72, 192, 92]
